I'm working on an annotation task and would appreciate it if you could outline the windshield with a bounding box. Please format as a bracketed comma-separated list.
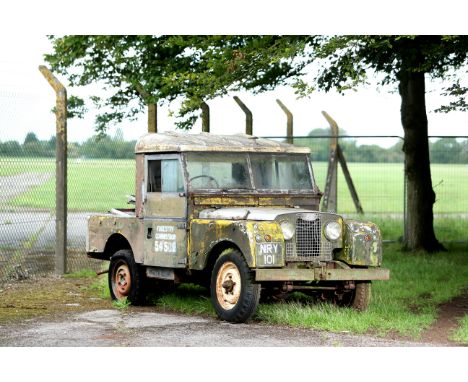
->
[250, 154, 312, 190]
[185, 152, 313, 192]
[185, 153, 251, 190]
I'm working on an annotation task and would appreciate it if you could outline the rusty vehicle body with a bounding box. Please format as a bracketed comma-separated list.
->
[86, 132, 390, 323]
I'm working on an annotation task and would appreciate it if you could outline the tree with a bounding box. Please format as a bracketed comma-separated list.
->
[24, 132, 39, 145]
[430, 138, 461, 163]
[45, 35, 468, 252]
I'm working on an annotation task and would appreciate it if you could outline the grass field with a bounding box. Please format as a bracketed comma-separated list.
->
[3, 157, 135, 212]
[2, 157, 468, 241]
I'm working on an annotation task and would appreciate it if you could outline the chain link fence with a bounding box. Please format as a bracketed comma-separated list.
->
[278, 135, 468, 243]
[1, 132, 467, 284]
[0, 136, 136, 283]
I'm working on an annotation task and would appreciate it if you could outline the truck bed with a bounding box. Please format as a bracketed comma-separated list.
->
[86, 211, 143, 262]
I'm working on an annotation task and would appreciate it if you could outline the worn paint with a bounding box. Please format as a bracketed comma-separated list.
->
[255, 267, 390, 282]
[87, 214, 144, 263]
[135, 132, 310, 154]
[189, 219, 284, 270]
[334, 220, 383, 267]
[144, 221, 187, 268]
[190, 195, 320, 220]
[144, 193, 186, 217]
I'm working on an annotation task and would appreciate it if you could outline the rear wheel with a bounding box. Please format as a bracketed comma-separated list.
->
[109, 249, 146, 305]
[211, 249, 261, 323]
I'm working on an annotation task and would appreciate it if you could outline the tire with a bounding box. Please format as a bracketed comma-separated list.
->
[210, 249, 261, 323]
[336, 281, 372, 311]
[350, 281, 372, 311]
[108, 249, 146, 305]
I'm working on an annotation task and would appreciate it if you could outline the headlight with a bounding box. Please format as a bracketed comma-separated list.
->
[280, 221, 295, 240]
[324, 221, 341, 241]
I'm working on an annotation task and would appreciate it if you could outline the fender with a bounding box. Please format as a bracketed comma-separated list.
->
[189, 219, 284, 270]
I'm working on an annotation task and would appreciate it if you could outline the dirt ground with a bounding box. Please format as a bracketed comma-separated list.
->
[0, 276, 465, 346]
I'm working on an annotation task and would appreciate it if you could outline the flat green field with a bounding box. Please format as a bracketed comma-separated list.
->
[2, 157, 135, 212]
[313, 161, 468, 214]
[2, 157, 468, 241]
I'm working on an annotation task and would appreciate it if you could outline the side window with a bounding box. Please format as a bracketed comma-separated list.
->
[147, 159, 184, 193]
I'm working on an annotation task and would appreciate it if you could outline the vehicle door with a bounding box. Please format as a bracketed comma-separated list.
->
[143, 154, 187, 268]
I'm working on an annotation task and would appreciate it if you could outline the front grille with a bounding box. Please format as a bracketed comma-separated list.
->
[285, 241, 294, 258]
[296, 217, 321, 257]
[285, 213, 334, 262]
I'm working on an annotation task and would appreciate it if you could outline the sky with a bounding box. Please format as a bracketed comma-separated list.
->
[1, 3, 468, 148]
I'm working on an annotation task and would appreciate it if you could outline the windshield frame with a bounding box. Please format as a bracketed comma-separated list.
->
[182, 152, 317, 194]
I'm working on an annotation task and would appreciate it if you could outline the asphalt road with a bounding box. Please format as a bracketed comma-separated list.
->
[0, 308, 430, 347]
[0, 212, 89, 248]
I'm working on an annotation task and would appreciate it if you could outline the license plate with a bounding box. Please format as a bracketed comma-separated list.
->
[256, 242, 283, 267]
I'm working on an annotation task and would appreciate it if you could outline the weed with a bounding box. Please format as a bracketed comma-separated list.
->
[449, 315, 468, 344]
[88, 274, 110, 299]
[64, 269, 97, 278]
[112, 298, 130, 309]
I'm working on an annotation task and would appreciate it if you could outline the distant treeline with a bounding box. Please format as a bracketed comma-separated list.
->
[0, 130, 136, 159]
[299, 129, 468, 164]
[1, 129, 467, 163]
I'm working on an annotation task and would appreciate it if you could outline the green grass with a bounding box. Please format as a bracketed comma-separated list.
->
[64, 269, 97, 278]
[7, 158, 135, 211]
[313, 161, 468, 214]
[256, 242, 468, 339]
[151, 284, 214, 316]
[89, 274, 111, 299]
[123, 243, 467, 341]
[112, 298, 131, 309]
[0, 157, 55, 176]
[450, 315, 468, 344]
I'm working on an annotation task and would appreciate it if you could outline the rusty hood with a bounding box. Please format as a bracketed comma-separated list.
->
[198, 207, 314, 221]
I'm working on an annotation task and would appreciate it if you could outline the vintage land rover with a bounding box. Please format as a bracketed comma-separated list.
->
[86, 132, 389, 323]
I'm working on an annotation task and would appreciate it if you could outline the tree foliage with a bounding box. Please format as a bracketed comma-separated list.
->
[45, 35, 468, 133]
[45, 36, 309, 131]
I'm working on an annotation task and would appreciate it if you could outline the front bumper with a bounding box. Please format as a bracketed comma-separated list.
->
[255, 267, 390, 282]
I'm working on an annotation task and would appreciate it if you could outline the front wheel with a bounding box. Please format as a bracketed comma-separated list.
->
[108, 249, 146, 305]
[336, 281, 372, 311]
[211, 249, 261, 323]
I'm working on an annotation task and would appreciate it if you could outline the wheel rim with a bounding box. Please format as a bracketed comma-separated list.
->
[113, 262, 131, 299]
[215, 261, 241, 310]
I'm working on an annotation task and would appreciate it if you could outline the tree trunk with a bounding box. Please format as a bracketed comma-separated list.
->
[398, 70, 446, 252]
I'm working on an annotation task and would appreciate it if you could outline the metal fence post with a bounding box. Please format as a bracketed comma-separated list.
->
[276, 99, 293, 144]
[233, 96, 253, 135]
[39, 66, 67, 275]
[321, 111, 339, 212]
